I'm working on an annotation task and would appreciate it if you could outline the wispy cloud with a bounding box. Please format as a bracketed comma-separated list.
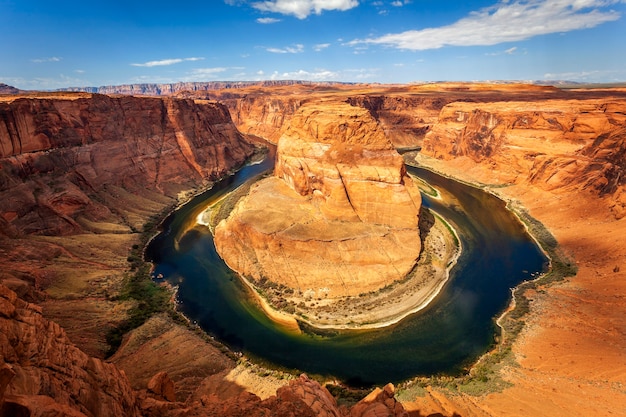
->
[269, 68, 339, 80]
[266, 44, 304, 53]
[257, 17, 281, 23]
[31, 57, 62, 63]
[391, 0, 410, 6]
[188, 67, 228, 77]
[314, 43, 331, 51]
[131, 57, 205, 67]
[251, 0, 359, 19]
[3, 73, 86, 90]
[486, 46, 520, 56]
[543, 69, 622, 81]
[351, 0, 623, 50]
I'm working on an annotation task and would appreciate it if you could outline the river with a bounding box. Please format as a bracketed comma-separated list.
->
[146, 152, 548, 386]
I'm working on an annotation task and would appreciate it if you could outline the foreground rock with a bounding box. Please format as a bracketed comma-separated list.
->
[215, 102, 422, 303]
[0, 283, 410, 417]
[0, 284, 140, 417]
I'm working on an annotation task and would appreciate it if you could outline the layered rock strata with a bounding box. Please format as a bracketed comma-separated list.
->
[0, 94, 255, 237]
[1, 283, 409, 417]
[422, 99, 626, 218]
[0, 93, 255, 355]
[0, 284, 140, 417]
[214, 102, 422, 299]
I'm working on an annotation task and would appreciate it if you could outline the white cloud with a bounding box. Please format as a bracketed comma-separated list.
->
[505, 46, 518, 54]
[31, 57, 62, 63]
[257, 17, 281, 23]
[4, 73, 86, 90]
[269, 69, 339, 80]
[392, 0, 411, 6]
[189, 67, 228, 76]
[543, 69, 621, 81]
[252, 0, 359, 19]
[131, 57, 205, 67]
[266, 44, 304, 53]
[351, 0, 623, 50]
[177, 67, 229, 82]
[314, 43, 331, 51]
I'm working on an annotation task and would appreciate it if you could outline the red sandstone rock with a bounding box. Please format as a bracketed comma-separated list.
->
[0, 94, 255, 237]
[147, 371, 176, 402]
[421, 99, 626, 219]
[0, 284, 140, 416]
[215, 102, 422, 298]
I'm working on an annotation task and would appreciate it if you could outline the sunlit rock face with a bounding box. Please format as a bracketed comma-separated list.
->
[0, 94, 255, 237]
[215, 102, 422, 298]
[421, 99, 626, 218]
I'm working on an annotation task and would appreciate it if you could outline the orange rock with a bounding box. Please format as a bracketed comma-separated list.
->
[215, 102, 422, 298]
[0, 284, 140, 416]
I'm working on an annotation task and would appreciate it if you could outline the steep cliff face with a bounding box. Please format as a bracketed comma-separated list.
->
[215, 102, 422, 298]
[0, 94, 255, 237]
[223, 94, 303, 143]
[345, 94, 451, 148]
[0, 93, 256, 360]
[422, 99, 626, 217]
[0, 283, 409, 417]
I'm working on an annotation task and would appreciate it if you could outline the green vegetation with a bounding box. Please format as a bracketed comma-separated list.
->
[105, 206, 179, 357]
[325, 384, 372, 407]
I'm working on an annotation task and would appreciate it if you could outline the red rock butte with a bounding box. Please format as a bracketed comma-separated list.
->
[214, 102, 422, 298]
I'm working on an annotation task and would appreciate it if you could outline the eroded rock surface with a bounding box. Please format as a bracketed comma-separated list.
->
[0, 284, 140, 417]
[215, 102, 422, 298]
[422, 99, 626, 218]
[0, 93, 256, 357]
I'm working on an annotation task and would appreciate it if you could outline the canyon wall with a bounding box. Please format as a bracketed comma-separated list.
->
[0, 93, 256, 360]
[58, 80, 346, 96]
[0, 94, 255, 237]
[0, 282, 408, 417]
[2, 84, 626, 416]
[0, 284, 140, 417]
[421, 99, 626, 218]
[216, 89, 447, 148]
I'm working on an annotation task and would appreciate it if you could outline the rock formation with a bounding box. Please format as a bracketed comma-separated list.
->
[215, 102, 422, 299]
[422, 99, 626, 218]
[58, 80, 346, 96]
[2, 84, 626, 417]
[0, 94, 256, 237]
[0, 84, 21, 95]
[0, 284, 140, 417]
[1, 282, 410, 417]
[0, 93, 256, 357]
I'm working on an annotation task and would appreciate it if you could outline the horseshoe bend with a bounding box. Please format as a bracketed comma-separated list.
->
[211, 102, 459, 329]
[1, 82, 626, 416]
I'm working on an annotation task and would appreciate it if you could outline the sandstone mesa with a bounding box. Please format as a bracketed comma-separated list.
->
[214, 102, 423, 306]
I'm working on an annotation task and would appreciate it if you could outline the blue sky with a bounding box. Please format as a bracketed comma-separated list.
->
[1, 0, 625, 89]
